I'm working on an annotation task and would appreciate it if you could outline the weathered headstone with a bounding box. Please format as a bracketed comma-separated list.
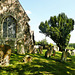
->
[17, 39, 25, 54]
[52, 49, 55, 56]
[39, 46, 43, 54]
[23, 55, 32, 63]
[45, 50, 50, 58]
[0, 45, 11, 66]
[45, 46, 54, 58]
[71, 52, 74, 56]
[32, 48, 38, 54]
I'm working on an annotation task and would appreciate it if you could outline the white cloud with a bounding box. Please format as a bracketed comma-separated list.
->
[26, 10, 32, 14]
[34, 32, 55, 44]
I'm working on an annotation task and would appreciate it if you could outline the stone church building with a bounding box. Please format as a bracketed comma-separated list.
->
[0, 0, 35, 54]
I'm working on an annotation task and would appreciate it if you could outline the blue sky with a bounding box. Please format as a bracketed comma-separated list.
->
[19, 0, 75, 44]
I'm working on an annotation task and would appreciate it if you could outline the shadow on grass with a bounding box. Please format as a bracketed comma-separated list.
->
[0, 52, 75, 75]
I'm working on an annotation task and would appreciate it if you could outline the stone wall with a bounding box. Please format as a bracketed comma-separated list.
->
[0, 0, 34, 54]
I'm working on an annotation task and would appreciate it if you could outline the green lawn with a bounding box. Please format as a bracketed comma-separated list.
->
[0, 50, 75, 75]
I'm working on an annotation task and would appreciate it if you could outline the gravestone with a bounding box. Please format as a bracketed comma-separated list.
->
[0, 45, 11, 66]
[71, 52, 74, 56]
[39, 46, 43, 54]
[45, 46, 54, 58]
[23, 55, 32, 63]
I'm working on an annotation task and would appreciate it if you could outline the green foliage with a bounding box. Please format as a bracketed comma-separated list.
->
[48, 43, 54, 47]
[39, 13, 74, 51]
[68, 43, 75, 48]
[66, 46, 74, 50]
[0, 51, 75, 75]
[35, 39, 48, 45]
[35, 41, 38, 45]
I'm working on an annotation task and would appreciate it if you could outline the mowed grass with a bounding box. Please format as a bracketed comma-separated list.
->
[0, 50, 75, 75]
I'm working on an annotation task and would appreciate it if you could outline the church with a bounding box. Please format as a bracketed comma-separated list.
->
[0, 0, 34, 54]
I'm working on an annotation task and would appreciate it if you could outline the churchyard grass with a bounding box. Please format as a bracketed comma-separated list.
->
[0, 50, 75, 75]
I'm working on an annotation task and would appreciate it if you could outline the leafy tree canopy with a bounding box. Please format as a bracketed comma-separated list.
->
[35, 39, 48, 45]
[39, 13, 74, 51]
[66, 46, 74, 51]
[68, 43, 75, 48]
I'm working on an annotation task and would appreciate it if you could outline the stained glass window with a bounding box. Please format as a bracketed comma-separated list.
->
[3, 16, 16, 38]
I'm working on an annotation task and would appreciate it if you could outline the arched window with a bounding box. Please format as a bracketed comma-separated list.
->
[3, 16, 16, 38]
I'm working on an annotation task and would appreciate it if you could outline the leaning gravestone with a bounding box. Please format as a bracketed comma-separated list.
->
[45, 46, 54, 58]
[39, 46, 43, 54]
[52, 49, 55, 56]
[0, 45, 11, 66]
[23, 55, 32, 63]
[45, 50, 50, 58]
[32, 48, 38, 54]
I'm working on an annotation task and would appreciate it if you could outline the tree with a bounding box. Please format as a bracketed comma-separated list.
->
[39, 13, 74, 61]
[68, 43, 75, 48]
[35, 39, 48, 46]
[66, 46, 74, 51]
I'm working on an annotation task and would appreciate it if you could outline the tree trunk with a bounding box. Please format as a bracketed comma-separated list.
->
[57, 44, 63, 52]
[61, 51, 67, 62]
[59, 47, 63, 51]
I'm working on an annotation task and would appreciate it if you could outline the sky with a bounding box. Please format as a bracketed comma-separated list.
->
[19, 0, 75, 44]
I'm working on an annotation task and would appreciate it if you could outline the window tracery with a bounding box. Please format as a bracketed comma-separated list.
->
[3, 16, 16, 38]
